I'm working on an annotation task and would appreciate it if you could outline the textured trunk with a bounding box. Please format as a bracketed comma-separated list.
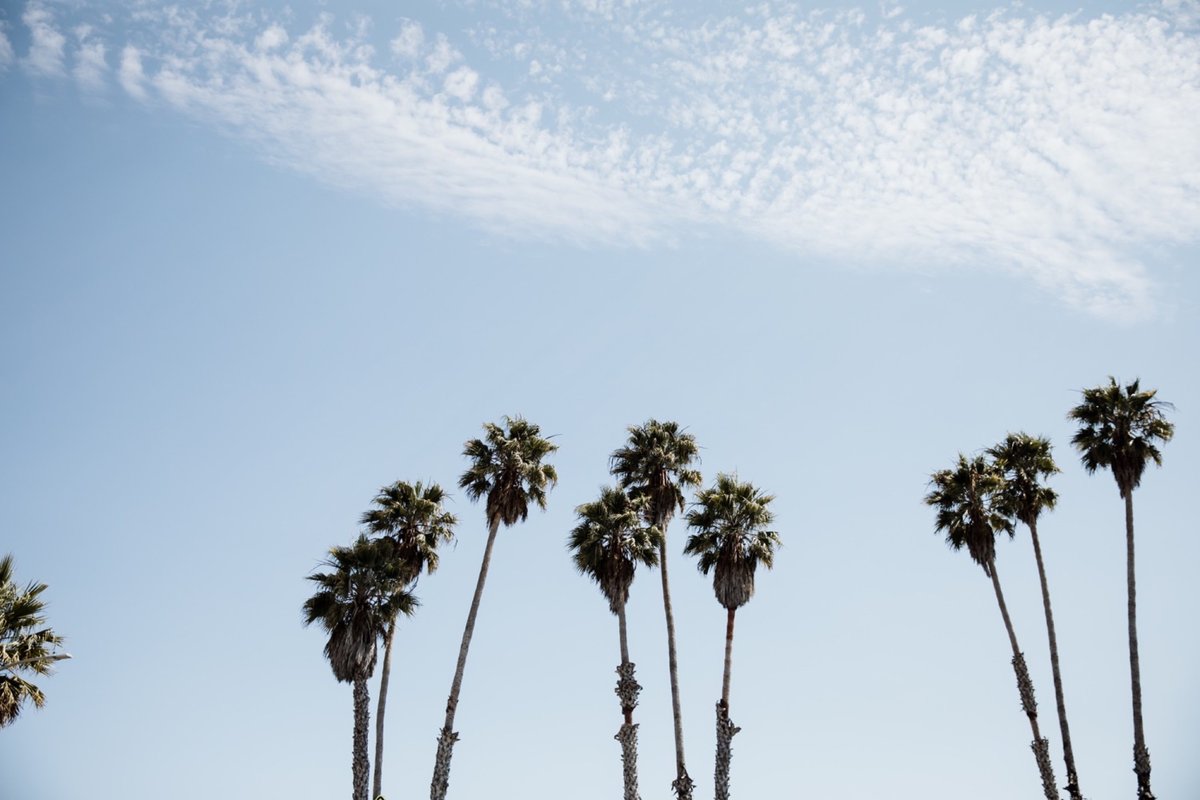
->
[1029, 519, 1082, 800]
[988, 559, 1059, 800]
[1125, 493, 1155, 800]
[430, 517, 502, 800]
[656, 513, 693, 800]
[714, 607, 739, 800]
[373, 619, 396, 800]
[615, 603, 643, 800]
[353, 677, 371, 800]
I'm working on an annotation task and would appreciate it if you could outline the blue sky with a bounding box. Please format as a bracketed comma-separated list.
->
[1, 1, 1198, 799]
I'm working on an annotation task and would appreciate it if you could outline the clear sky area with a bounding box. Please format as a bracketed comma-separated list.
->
[1, 1, 1198, 799]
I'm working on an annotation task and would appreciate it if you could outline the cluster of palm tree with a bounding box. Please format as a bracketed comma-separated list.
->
[0, 554, 70, 727]
[925, 377, 1173, 800]
[303, 416, 784, 800]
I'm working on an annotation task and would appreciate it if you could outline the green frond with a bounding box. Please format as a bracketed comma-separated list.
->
[610, 419, 702, 527]
[459, 415, 559, 529]
[1068, 377, 1174, 497]
[986, 432, 1059, 529]
[1, 555, 69, 727]
[568, 487, 661, 614]
[683, 474, 780, 610]
[924, 455, 1012, 574]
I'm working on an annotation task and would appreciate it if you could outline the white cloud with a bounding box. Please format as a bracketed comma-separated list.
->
[118, 45, 146, 100]
[13, 2, 1200, 320]
[22, 2, 66, 77]
[73, 25, 107, 92]
[0, 26, 14, 71]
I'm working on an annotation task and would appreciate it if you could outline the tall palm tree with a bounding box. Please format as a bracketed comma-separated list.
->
[430, 415, 558, 800]
[1069, 377, 1174, 800]
[925, 456, 1059, 800]
[304, 536, 417, 800]
[610, 419, 701, 800]
[0, 554, 70, 727]
[361, 480, 457, 800]
[569, 487, 663, 800]
[988, 433, 1083, 800]
[683, 474, 780, 800]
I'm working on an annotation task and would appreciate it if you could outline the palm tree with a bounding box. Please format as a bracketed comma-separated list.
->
[988, 433, 1083, 800]
[683, 474, 781, 800]
[610, 419, 701, 800]
[304, 536, 417, 800]
[431, 415, 558, 800]
[569, 487, 663, 800]
[361, 481, 457, 800]
[925, 456, 1059, 800]
[1069, 377, 1174, 800]
[0, 554, 70, 727]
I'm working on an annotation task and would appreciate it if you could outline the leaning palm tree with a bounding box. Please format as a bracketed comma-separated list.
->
[988, 433, 1083, 800]
[569, 487, 663, 800]
[0, 554, 70, 727]
[304, 536, 417, 800]
[683, 474, 780, 800]
[361, 480, 457, 800]
[925, 456, 1059, 800]
[430, 415, 558, 800]
[1069, 377, 1174, 800]
[610, 419, 701, 800]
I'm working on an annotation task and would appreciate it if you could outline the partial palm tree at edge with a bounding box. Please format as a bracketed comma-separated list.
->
[0, 554, 70, 728]
[430, 415, 558, 800]
[1069, 377, 1174, 800]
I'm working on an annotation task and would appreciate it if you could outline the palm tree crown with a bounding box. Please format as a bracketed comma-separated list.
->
[459, 415, 558, 529]
[924, 455, 1013, 575]
[684, 474, 781, 610]
[302, 536, 417, 683]
[610, 419, 702, 527]
[1, 554, 69, 727]
[361, 480, 458, 582]
[987, 433, 1059, 528]
[1068, 377, 1174, 498]
[569, 487, 662, 614]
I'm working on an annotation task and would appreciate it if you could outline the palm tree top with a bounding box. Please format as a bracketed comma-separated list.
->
[569, 487, 663, 614]
[610, 419, 702, 526]
[987, 433, 1059, 529]
[459, 415, 559, 528]
[360, 480, 458, 580]
[302, 536, 418, 684]
[925, 455, 1013, 575]
[683, 474, 781, 611]
[1, 554, 70, 727]
[1068, 377, 1174, 498]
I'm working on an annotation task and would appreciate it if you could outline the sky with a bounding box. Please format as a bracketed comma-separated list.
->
[0, 0, 1198, 798]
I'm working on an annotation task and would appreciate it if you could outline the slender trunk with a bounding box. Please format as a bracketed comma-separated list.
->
[430, 518, 502, 800]
[353, 676, 371, 800]
[373, 619, 396, 800]
[1029, 519, 1083, 800]
[714, 607, 740, 800]
[656, 514, 693, 800]
[1125, 492, 1155, 800]
[615, 601, 643, 800]
[988, 559, 1059, 800]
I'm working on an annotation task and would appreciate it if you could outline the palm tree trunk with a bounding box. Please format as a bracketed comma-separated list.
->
[353, 676, 371, 800]
[656, 515, 693, 800]
[615, 602, 642, 800]
[714, 607, 740, 800]
[373, 618, 396, 800]
[430, 517, 501, 800]
[987, 559, 1059, 800]
[1028, 519, 1083, 800]
[1125, 492, 1155, 800]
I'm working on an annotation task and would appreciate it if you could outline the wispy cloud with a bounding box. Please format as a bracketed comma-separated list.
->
[22, 1, 65, 77]
[0, 24, 14, 71]
[8, 1, 1200, 319]
[72, 24, 106, 92]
